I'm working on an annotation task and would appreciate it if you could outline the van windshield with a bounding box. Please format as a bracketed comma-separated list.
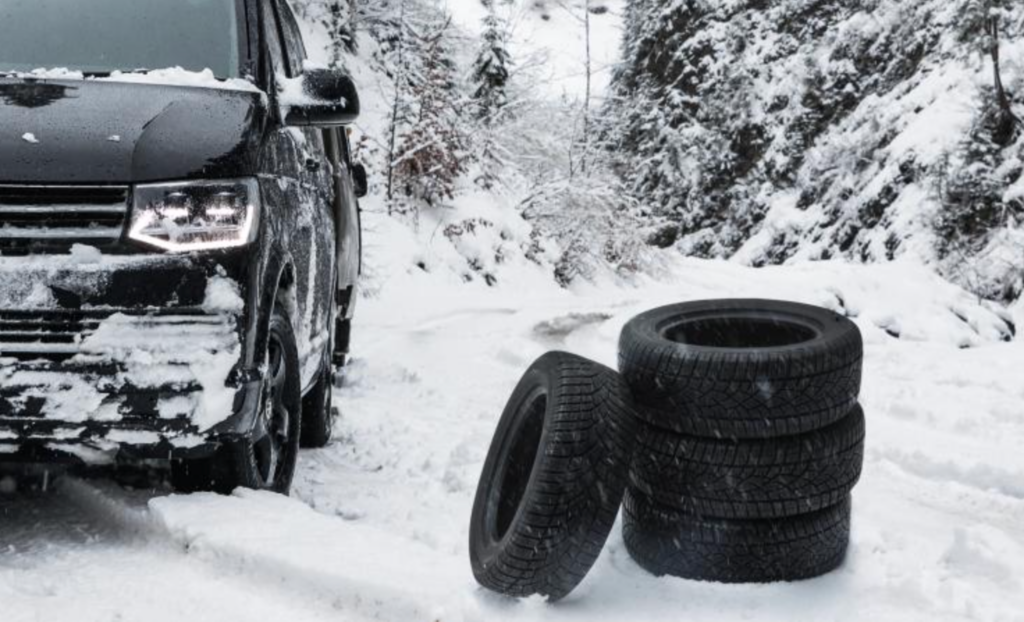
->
[0, 0, 244, 78]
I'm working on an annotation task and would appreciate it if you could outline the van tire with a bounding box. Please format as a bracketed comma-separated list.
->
[172, 309, 302, 495]
[300, 359, 335, 449]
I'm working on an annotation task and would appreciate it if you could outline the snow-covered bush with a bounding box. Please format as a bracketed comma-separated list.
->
[520, 176, 646, 285]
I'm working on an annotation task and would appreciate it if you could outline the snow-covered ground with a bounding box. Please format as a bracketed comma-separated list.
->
[3, 237, 1022, 622]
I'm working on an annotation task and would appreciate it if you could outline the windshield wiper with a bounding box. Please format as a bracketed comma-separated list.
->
[81, 69, 151, 78]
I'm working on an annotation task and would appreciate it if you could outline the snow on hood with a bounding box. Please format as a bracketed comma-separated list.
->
[10, 66, 262, 94]
[102, 67, 262, 93]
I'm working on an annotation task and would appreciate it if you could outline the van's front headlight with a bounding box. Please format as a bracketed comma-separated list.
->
[128, 178, 260, 252]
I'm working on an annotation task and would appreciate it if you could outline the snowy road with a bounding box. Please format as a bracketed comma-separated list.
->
[2, 257, 1023, 622]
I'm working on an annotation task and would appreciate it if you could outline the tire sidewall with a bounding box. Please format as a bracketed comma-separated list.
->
[470, 361, 554, 573]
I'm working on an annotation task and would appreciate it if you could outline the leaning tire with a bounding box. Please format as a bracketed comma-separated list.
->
[622, 489, 851, 583]
[172, 309, 302, 495]
[630, 405, 865, 519]
[619, 299, 863, 439]
[469, 352, 638, 600]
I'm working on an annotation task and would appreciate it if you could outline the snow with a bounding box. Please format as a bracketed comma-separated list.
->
[78, 310, 242, 434]
[277, 71, 347, 115]
[102, 67, 261, 93]
[3, 253, 1022, 621]
[202, 274, 245, 315]
[14, 67, 85, 80]
[6, 66, 262, 93]
[68, 244, 104, 264]
[277, 73, 312, 111]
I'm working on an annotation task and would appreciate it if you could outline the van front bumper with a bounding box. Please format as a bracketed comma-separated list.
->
[0, 255, 258, 464]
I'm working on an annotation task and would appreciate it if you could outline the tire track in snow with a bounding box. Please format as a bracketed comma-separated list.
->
[871, 448, 1024, 501]
[0, 479, 147, 557]
[61, 479, 466, 622]
[863, 453, 1024, 543]
[57, 478, 165, 539]
[2, 479, 364, 622]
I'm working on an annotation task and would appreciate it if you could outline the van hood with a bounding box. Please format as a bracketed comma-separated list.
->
[0, 78, 266, 184]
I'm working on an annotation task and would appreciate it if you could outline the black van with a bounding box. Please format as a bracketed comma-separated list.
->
[0, 0, 365, 494]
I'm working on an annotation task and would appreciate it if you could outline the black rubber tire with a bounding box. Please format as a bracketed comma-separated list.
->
[172, 310, 302, 495]
[469, 352, 638, 601]
[630, 405, 865, 519]
[619, 299, 863, 439]
[300, 357, 335, 449]
[623, 489, 851, 583]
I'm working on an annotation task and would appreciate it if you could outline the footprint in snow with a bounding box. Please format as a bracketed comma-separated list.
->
[533, 312, 613, 342]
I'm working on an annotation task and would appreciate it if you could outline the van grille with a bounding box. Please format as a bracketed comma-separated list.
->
[0, 308, 225, 362]
[0, 309, 105, 358]
[0, 185, 129, 253]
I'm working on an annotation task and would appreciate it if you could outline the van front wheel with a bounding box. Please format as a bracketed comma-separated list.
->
[172, 308, 302, 495]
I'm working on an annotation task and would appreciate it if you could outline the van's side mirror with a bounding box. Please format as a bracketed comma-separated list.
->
[352, 163, 368, 199]
[284, 68, 360, 127]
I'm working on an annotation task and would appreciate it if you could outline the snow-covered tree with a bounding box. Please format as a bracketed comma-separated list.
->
[468, 1, 513, 189]
[471, 1, 512, 124]
[324, 0, 357, 66]
[959, 0, 1021, 146]
[389, 15, 469, 210]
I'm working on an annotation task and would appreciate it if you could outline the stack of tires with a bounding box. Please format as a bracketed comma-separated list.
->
[468, 299, 866, 601]
[618, 300, 866, 582]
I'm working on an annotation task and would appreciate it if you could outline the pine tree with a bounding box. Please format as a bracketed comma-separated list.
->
[469, 1, 513, 189]
[471, 1, 512, 124]
[382, 0, 415, 209]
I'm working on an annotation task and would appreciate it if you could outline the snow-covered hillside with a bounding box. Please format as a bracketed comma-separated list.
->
[609, 0, 1024, 304]
[3, 255, 1023, 622]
